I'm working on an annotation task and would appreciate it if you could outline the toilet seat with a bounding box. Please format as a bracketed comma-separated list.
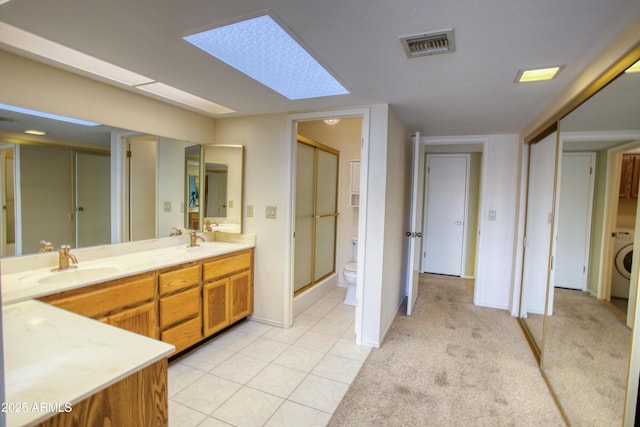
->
[344, 262, 357, 272]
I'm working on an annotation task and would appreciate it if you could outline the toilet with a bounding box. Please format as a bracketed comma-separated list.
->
[343, 237, 358, 306]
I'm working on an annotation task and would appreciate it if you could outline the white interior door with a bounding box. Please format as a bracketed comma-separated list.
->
[406, 133, 424, 315]
[422, 154, 468, 276]
[555, 153, 595, 291]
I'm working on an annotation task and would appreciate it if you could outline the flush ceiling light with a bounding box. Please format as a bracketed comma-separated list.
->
[0, 103, 99, 126]
[24, 129, 47, 135]
[516, 66, 562, 83]
[136, 82, 234, 115]
[183, 15, 349, 100]
[324, 118, 341, 125]
[625, 60, 640, 73]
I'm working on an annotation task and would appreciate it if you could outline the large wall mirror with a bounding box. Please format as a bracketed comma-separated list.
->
[519, 52, 640, 425]
[0, 104, 194, 257]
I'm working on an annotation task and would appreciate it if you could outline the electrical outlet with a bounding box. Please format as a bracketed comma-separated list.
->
[266, 206, 277, 219]
[488, 209, 496, 221]
[247, 205, 254, 217]
[164, 201, 172, 212]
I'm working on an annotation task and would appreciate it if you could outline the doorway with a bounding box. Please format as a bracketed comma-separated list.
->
[422, 154, 469, 276]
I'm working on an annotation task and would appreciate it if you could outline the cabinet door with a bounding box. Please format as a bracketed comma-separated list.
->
[107, 302, 157, 339]
[620, 155, 634, 198]
[230, 271, 252, 322]
[203, 279, 230, 337]
[632, 155, 640, 198]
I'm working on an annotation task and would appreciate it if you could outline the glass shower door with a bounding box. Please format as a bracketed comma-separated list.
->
[294, 137, 339, 294]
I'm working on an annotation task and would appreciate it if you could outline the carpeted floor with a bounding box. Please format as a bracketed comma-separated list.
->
[542, 288, 631, 426]
[328, 274, 564, 427]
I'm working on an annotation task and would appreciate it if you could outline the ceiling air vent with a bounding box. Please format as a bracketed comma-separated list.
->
[400, 29, 455, 58]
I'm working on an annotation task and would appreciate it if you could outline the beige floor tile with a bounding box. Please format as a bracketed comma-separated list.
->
[169, 401, 207, 427]
[233, 320, 274, 337]
[172, 373, 242, 415]
[289, 374, 349, 413]
[272, 345, 326, 372]
[209, 353, 269, 384]
[168, 363, 206, 397]
[209, 330, 260, 352]
[292, 312, 322, 330]
[311, 353, 364, 384]
[196, 417, 234, 426]
[237, 336, 289, 362]
[329, 337, 371, 361]
[295, 330, 340, 353]
[247, 363, 307, 398]
[261, 326, 306, 344]
[211, 387, 284, 427]
[179, 346, 235, 372]
[264, 401, 331, 427]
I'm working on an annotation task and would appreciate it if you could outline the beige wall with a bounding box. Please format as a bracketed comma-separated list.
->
[0, 49, 216, 144]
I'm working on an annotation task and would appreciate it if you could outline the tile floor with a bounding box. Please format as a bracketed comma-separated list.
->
[168, 286, 371, 427]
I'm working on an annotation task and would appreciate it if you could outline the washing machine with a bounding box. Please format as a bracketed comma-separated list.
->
[612, 228, 634, 299]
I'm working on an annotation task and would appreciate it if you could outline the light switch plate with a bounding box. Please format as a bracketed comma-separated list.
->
[164, 201, 172, 212]
[247, 205, 254, 217]
[488, 209, 496, 221]
[266, 206, 277, 219]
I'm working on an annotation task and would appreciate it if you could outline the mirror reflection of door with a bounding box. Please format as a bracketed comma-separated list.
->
[205, 165, 228, 218]
[1, 146, 15, 257]
[75, 151, 110, 248]
[128, 136, 157, 241]
[520, 131, 558, 351]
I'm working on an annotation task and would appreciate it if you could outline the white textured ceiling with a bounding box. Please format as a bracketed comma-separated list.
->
[1, 0, 640, 136]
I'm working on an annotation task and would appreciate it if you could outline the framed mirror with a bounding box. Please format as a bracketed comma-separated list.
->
[201, 144, 244, 233]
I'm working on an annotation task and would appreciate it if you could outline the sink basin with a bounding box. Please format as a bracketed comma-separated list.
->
[34, 266, 123, 285]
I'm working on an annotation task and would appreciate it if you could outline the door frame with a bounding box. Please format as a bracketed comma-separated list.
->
[288, 108, 370, 345]
[421, 136, 487, 305]
[421, 153, 470, 276]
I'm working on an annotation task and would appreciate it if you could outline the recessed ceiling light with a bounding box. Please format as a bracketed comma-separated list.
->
[0, 103, 100, 126]
[516, 66, 562, 83]
[324, 118, 341, 125]
[625, 60, 640, 73]
[24, 129, 47, 135]
[136, 82, 234, 115]
[183, 14, 349, 100]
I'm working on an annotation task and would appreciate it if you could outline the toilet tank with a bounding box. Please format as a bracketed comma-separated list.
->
[352, 237, 358, 262]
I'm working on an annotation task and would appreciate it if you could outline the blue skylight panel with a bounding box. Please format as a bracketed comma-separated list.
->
[0, 103, 100, 126]
[184, 15, 349, 100]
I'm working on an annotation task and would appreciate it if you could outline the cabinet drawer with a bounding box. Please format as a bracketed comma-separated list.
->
[40, 273, 155, 319]
[203, 251, 251, 281]
[161, 316, 202, 355]
[159, 287, 200, 329]
[159, 264, 200, 296]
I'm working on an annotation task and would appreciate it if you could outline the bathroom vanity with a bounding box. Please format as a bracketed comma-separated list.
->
[1, 233, 255, 426]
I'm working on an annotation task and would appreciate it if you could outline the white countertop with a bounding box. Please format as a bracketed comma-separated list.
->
[2, 238, 254, 305]
[3, 300, 175, 426]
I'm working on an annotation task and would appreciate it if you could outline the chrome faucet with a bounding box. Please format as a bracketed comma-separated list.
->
[189, 230, 205, 247]
[55, 245, 78, 271]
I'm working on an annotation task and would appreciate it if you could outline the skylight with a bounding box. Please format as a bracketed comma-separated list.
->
[183, 15, 349, 100]
[0, 103, 100, 126]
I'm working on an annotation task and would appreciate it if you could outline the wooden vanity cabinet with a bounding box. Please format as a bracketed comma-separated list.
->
[38, 272, 158, 339]
[157, 262, 202, 355]
[202, 249, 253, 337]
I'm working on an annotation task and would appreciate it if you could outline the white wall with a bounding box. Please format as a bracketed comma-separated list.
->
[360, 105, 411, 346]
[474, 135, 521, 310]
[214, 114, 290, 326]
